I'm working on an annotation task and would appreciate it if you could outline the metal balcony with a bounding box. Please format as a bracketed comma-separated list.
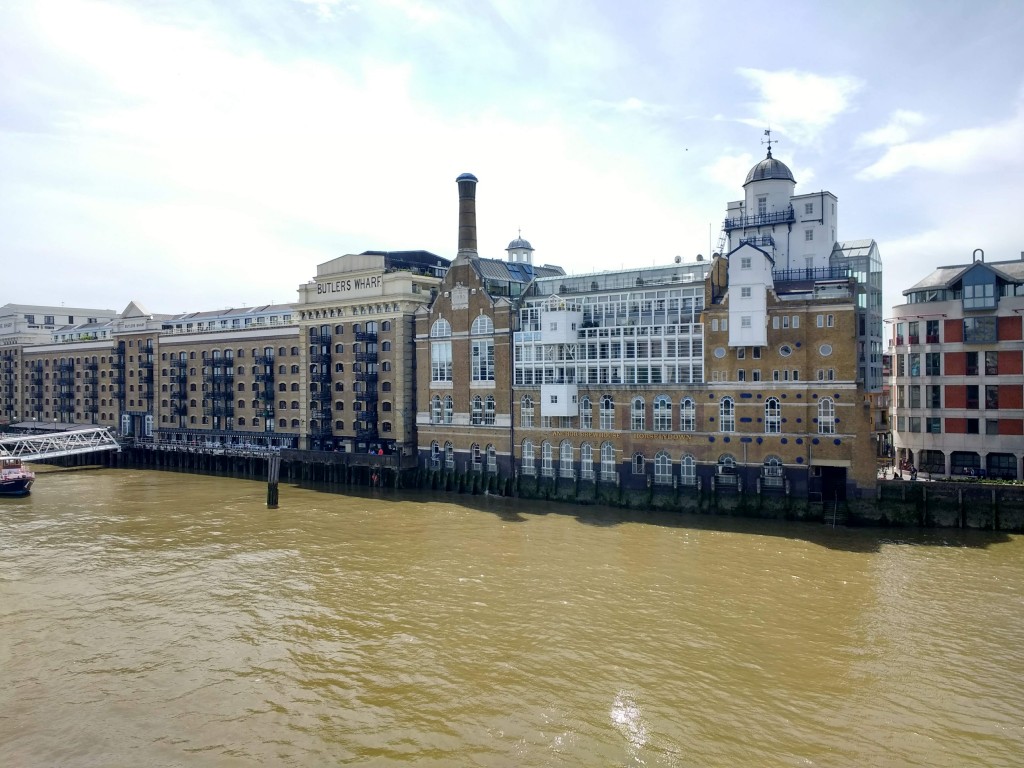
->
[256, 354, 275, 366]
[355, 331, 377, 343]
[203, 404, 235, 417]
[255, 372, 275, 382]
[723, 207, 794, 231]
[355, 352, 377, 363]
[311, 353, 332, 364]
[313, 390, 332, 402]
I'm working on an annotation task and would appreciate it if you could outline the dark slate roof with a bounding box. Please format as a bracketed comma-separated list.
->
[905, 259, 1024, 294]
[475, 258, 564, 284]
[744, 151, 796, 185]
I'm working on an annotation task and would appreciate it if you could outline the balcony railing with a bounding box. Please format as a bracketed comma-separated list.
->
[723, 207, 794, 231]
[355, 331, 377, 343]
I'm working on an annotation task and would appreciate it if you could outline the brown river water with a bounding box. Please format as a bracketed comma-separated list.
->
[1, 468, 1022, 767]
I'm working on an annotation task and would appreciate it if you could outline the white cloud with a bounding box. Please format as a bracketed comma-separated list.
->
[736, 68, 863, 145]
[857, 107, 1024, 180]
[856, 110, 926, 148]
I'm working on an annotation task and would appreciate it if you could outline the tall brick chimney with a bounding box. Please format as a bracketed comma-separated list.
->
[456, 172, 478, 257]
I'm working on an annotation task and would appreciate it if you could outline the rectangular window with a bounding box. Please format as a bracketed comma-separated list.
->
[737, 370, 746, 381]
[908, 417, 921, 433]
[986, 419, 999, 435]
[805, 229, 814, 241]
[430, 341, 452, 382]
[966, 352, 979, 376]
[964, 316, 996, 343]
[741, 316, 751, 328]
[711, 319, 719, 332]
[792, 316, 799, 329]
[471, 339, 495, 381]
[927, 385, 941, 408]
[927, 417, 942, 434]
[925, 353, 941, 376]
[737, 348, 746, 359]
[741, 256, 752, 269]
[772, 317, 780, 329]
[773, 370, 780, 381]
[752, 347, 761, 359]
[741, 287, 752, 298]
[816, 314, 824, 327]
[805, 202, 813, 214]
[985, 385, 999, 410]
[985, 351, 999, 375]
[966, 385, 979, 409]
[966, 419, 979, 434]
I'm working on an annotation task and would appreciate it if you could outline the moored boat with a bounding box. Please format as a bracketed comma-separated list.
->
[1, 457, 35, 497]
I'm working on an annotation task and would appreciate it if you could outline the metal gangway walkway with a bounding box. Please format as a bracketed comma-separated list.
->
[0, 427, 121, 461]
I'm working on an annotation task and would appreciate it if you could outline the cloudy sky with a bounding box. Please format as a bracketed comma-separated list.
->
[2, 0, 1022, 317]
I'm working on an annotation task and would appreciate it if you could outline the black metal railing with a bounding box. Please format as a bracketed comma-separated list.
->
[723, 207, 794, 231]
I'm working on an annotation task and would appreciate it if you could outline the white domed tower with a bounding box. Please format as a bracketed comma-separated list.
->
[723, 132, 838, 272]
[506, 232, 534, 265]
[743, 147, 796, 219]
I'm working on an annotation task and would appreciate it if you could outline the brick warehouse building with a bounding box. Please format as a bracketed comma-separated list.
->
[417, 148, 882, 505]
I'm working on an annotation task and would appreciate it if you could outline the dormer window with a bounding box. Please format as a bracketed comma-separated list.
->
[963, 282, 996, 310]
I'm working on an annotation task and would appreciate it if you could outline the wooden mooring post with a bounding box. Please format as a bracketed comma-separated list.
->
[267, 454, 281, 508]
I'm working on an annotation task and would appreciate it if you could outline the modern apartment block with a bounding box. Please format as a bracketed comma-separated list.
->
[890, 252, 1024, 478]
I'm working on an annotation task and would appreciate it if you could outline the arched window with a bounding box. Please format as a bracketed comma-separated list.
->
[471, 396, 483, 425]
[484, 395, 496, 425]
[720, 397, 735, 432]
[522, 440, 536, 475]
[600, 442, 616, 481]
[653, 395, 671, 431]
[765, 397, 781, 434]
[471, 315, 494, 335]
[559, 440, 573, 478]
[430, 441, 441, 469]
[679, 397, 696, 432]
[381, 341, 391, 352]
[680, 454, 696, 486]
[631, 397, 645, 431]
[818, 397, 836, 434]
[654, 451, 672, 485]
[717, 453, 737, 474]
[430, 318, 452, 382]
[579, 396, 592, 429]
[486, 444, 497, 472]
[443, 395, 454, 425]
[600, 395, 615, 429]
[471, 443, 482, 470]
[541, 441, 554, 476]
[762, 455, 784, 488]
[580, 443, 594, 479]
[521, 395, 534, 428]
[471, 315, 495, 382]
[431, 395, 442, 424]
[632, 453, 645, 475]
[444, 441, 454, 469]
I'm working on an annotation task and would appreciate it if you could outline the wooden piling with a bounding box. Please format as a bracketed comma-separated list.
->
[267, 454, 281, 509]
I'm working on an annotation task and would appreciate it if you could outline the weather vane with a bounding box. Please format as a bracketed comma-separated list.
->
[762, 128, 778, 157]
